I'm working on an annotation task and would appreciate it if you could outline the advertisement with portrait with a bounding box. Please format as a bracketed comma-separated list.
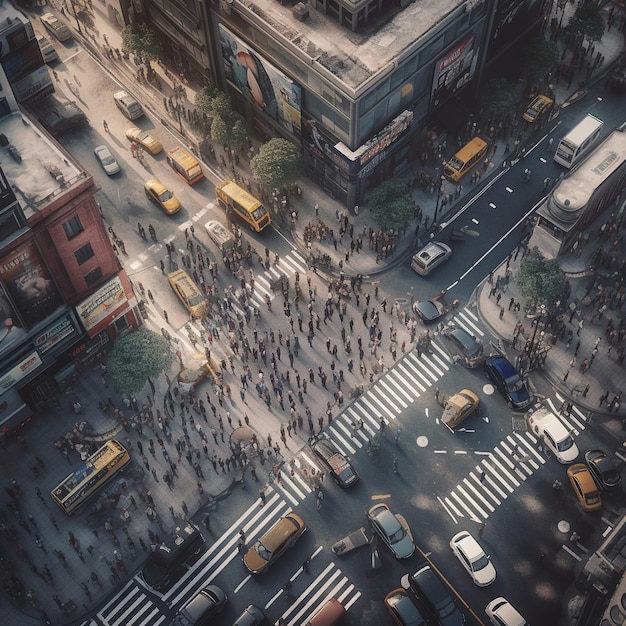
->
[0, 286, 26, 356]
[218, 24, 302, 137]
[431, 34, 479, 108]
[0, 243, 63, 329]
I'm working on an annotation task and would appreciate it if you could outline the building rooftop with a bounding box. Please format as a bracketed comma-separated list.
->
[0, 112, 84, 218]
[238, 0, 462, 93]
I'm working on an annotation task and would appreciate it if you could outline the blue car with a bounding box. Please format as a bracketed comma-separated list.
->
[484, 356, 533, 411]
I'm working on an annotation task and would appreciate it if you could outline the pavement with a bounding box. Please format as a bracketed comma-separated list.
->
[1, 1, 625, 624]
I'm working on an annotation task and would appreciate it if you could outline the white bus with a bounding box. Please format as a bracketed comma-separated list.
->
[554, 114, 604, 168]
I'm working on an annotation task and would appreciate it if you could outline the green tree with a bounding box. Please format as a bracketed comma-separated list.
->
[194, 86, 221, 115]
[481, 78, 518, 117]
[367, 181, 413, 230]
[106, 327, 173, 394]
[566, 4, 605, 44]
[518, 36, 558, 83]
[121, 24, 161, 61]
[251, 138, 303, 190]
[516, 248, 568, 311]
[193, 88, 248, 144]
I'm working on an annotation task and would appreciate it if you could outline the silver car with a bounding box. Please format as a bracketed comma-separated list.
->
[94, 144, 121, 175]
[366, 503, 415, 559]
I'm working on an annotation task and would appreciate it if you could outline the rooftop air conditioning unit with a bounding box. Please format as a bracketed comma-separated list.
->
[293, 2, 309, 21]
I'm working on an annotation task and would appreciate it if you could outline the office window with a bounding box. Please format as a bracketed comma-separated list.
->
[74, 243, 94, 265]
[84, 267, 103, 286]
[63, 215, 83, 240]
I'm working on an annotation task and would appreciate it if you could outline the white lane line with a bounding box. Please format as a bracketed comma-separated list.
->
[455, 310, 485, 336]
[463, 477, 496, 511]
[358, 394, 397, 421]
[328, 425, 358, 453]
[283, 570, 344, 625]
[457, 483, 489, 517]
[399, 360, 432, 388]
[368, 384, 402, 414]
[451, 491, 481, 523]
[378, 378, 409, 408]
[481, 460, 515, 494]
[438, 495, 458, 524]
[385, 375, 417, 403]
[475, 465, 508, 499]
[491, 450, 522, 486]
[407, 352, 445, 379]
[389, 366, 424, 397]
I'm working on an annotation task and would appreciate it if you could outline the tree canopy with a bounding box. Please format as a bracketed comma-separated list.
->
[518, 36, 558, 82]
[251, 138, 304, 190]
[516, 248, 568, 311]
[106, 327, 173, 394]
[194, 87, 249, 144]
[566, 4, 605, 43]
[367, 181, 413, 230]
[121, 24, 161, 61]
[481, 78, 518, 117]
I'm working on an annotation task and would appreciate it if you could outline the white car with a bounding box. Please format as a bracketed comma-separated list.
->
[450, 531, 496, 586]
[485, 597, 528, 626]
[94, 145, 121, 175]
[528, 407, 579, 464]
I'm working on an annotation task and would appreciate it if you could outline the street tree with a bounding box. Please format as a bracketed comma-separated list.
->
[566, 4, 605, 44]
[251, 138, 304, 190]
[367, 181, 413, 230]
[194, 88, 248, 145]
[481, 78, 518, 117]
[518, 36, 558, 83]
[106, 327, 173, 394]
[121, 24, 161, 62]
[516, 247, 568, 312]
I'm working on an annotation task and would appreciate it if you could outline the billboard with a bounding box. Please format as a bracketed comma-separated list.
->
[0, 243, 63, 329]
[0, 287, 26, 355]
[76, 275, 127, 331]
[218, 24, 302, 136]
[431, 35, 479, 108]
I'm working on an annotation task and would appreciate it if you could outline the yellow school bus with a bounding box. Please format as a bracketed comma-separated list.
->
[216, 181, 271, 232]
[51, 440, 130, 515]
[166, 146, 204, 185]
[443, 137, 488, 183]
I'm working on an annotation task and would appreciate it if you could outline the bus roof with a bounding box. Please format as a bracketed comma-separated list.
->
[217, 181, 261, 208]
[561, 114, 604, 145]
[552, 124, 626, 212]
[167, 145, 194, 160]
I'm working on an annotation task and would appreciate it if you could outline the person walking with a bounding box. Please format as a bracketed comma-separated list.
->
[392, 457, 398, 474]
[103, 120, 109, 133]
[148, 224, 157, 242]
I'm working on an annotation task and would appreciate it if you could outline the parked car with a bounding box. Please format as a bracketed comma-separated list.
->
[231, 604, 267, 626]
[385, 588, 427, 626]
[172, 585, 227, 626]
[402, 565, 465, 626]
[366, 503, 415, 559]
[567, 463, 602, 512]
[449, 531, 496, 586]
[413, 299, 445, 324]
[584, 449, 621, 491]
[37, 35, 59, 64]
[310, 433, 359, 488]
[484, 356, 533, 411]
[145, 179, 181, 214]
[125, 126, 163, 154]
[528, 408, 578, 464]
[40, 13, 72, 42]
[243, 513, 306, 574]
[442, 325, 484, 368]
[411, 241, 452, 276]
[94, 145, 121, 175]
[442, 389, 480, 431]
[522, 94, 554, 123]
[28, 96, 87, 137]
[485, 597, 528, 626]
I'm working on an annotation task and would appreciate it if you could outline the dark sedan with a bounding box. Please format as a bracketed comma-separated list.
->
[311, 433, 359, 488]
[442, 325, 485, 368]
[484, 356, 533, 411]
[172, 585, 227, 626]
[584, 450, 622, 491]
[413, 299, 445, 324]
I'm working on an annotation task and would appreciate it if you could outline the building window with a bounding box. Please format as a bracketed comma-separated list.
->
[84, 267, 103, 286]
[62, 215, 84, 240]
[74, 243, 94, 265]
[113, 315, 129, 333]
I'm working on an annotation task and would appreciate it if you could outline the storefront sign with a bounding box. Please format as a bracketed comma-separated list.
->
[0, 352, 42, 392]
[34, 315, 76, 354]
[76, 276, 126, 331]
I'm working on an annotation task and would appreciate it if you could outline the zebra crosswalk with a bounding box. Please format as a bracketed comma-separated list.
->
[92, 489, 360, 626]
[438, 398, 589, 524]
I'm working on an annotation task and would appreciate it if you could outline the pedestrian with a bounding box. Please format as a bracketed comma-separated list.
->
[103, 120, 109, 133]
[163, 309, 169, 323]
[259, 488, 266, 505]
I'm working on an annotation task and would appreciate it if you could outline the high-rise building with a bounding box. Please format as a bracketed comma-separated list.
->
[144, 0, 547, 207]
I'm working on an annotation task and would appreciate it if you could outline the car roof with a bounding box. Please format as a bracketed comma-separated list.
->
[413, 565, 448, 602]
[454, 532, 483, 560]
[260, 514, 303, 551]
[447, 327, 479, 350]
[487, 356, 517, 376]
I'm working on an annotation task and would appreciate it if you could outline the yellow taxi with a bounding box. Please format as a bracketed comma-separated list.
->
[125, 126, 163, 155]
[522, 95, 554, 123]
[567, 463, 602, 512]
[144, 179, 181, 215]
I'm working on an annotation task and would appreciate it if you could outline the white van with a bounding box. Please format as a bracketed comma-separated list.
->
[205, 219, 235, 251]
[528, 408, 578, 464]
[113, 91, 144, 121]
[37, 36, 59, 64]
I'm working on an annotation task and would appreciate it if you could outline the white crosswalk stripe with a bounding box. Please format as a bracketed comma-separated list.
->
[96, 580, 168, 626]
[451, 307, 484, 336]
[439, 424, 559, 523]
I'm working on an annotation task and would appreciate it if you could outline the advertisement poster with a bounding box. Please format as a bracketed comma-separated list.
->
[0, 243, 63, 329]
[0, 288, 26, 355]
[431, 35, 478, 108]
[76, 276, 126, 331]
[218, 24, 302, 136]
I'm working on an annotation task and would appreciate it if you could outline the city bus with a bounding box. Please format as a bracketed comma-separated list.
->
[216, 181, 272, 232]
[554, 114, 604, 169]
[443, 137, 488, 183]
[51, 440, 131, 515]
[166, 146, 204, 185]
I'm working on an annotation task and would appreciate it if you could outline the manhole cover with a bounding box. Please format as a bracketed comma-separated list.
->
[416, 436, 429, 447]
[483, 383, 495, 396]
[557, 520, 571, 534]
